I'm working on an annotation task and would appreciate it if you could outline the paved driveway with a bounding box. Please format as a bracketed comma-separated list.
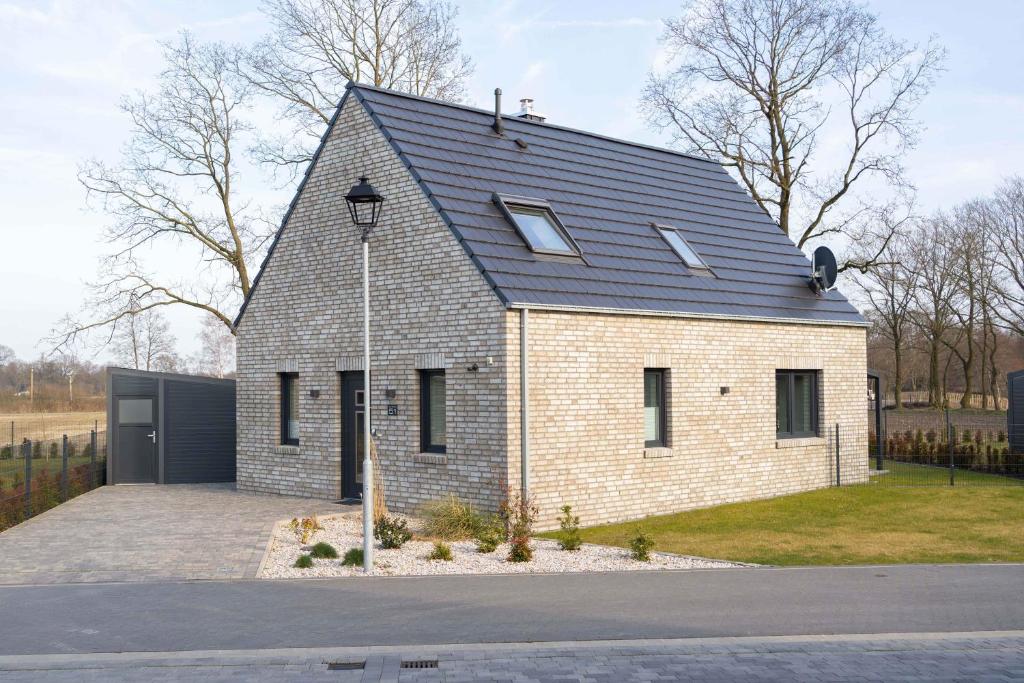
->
[0, 484, 339, 585]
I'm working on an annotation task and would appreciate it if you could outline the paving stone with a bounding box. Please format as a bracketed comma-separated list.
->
[0, 484, 340, 585]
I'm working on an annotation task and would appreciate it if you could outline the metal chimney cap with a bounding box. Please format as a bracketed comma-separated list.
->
[516, 97, 545, 122]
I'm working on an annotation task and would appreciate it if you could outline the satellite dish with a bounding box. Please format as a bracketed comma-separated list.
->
[809, 246, 838, 295]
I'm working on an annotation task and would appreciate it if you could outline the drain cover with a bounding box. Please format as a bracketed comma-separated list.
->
[326, 660, 365, 670]
[401, 659, 439, 669]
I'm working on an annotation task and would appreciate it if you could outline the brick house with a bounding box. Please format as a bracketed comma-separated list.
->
[233, 83, 868, 528]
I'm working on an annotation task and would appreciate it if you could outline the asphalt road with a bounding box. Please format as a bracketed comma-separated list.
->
[0, 564, 1021, 656]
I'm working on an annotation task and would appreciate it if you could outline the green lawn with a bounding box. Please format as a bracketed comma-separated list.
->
[543, 482, 1024, 566]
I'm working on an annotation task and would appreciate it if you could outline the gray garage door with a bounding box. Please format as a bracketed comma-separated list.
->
[107, 368, 236, 485]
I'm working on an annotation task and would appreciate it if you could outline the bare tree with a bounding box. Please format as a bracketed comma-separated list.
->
[112, 306, 179, 372]
[855, 233, 916, 408]
[642, 0, 945, 270]
[910, 217, 959, 408]
[941, 202, 989, 408]
[189, 316, 236, 378]
[991, 176, 1024, 335]
[51, 33, 272, 353]
[239, 0, 473, 172]
[0, 345, 13, 365]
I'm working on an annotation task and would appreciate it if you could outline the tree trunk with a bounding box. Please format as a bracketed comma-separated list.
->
[960, 355, 973, 410]
[928, 337, 941, 408]
[989, 326, 1000, 411]
[980, 325, 989, 410]
[893, 345, 903, 410]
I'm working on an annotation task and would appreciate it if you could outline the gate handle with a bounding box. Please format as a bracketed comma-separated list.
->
[147, 431, 157, 444]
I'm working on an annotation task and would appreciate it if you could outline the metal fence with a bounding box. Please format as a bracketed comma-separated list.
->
[1, 420, 108, 532]
[860, 410, 1024, 487]
[878, 391, 1008, 411]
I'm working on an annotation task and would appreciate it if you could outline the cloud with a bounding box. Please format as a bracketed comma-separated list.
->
[520, 61, 546, 85]
[499, 15, 658, 42]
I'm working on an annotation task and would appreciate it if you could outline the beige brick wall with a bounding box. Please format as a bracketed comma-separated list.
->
[235, 95, 510, 512]
[506, 309, 868, 529]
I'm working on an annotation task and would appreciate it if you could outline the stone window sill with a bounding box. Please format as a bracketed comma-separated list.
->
[274, 445, 301, 455]
[643, 447, 674, 459]
[776, 436, 825, 449]
[413, 453, 448, 465]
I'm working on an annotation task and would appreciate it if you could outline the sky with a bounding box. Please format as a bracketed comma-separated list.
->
[1, 0, 1023, 363]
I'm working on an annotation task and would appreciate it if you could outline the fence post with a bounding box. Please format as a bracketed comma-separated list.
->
[946, 408, 955, 487]
[61, 434, 69, 502]
[835, 423, 841, 486]
[22, 439, 31, 519]
[90, 429, 97, 489]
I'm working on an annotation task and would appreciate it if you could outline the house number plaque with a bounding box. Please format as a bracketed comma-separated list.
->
[387, 404, 399, 416]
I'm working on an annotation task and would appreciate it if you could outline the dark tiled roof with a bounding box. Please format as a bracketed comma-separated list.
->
[353, 85, 863, 325]
[236, 83, 864, 326]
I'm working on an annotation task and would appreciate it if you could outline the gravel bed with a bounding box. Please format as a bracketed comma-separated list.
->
[259, 513, 742, 578]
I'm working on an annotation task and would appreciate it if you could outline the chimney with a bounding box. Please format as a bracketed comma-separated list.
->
[517, 98, 546, 123]
[492, 88, 504, 135]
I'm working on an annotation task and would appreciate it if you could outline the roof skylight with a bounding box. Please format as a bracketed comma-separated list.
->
[656, 226, 712, 274]
[494, 194, 580, 257]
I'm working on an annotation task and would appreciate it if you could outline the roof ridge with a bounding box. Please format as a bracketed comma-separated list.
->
[346, 81, 720, 167]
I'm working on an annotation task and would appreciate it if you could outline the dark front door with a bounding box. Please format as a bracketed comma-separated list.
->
[340, 372, 365, 500]
[115, 396, 157, 483]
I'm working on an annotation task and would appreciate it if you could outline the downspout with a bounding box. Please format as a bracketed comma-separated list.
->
[520, 307, 529, 499]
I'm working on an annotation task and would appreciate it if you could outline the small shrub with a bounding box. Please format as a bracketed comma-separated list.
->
[0, 445, 11, 460]
[502, 489, 538, 563]
[374, 515, 413, 549]
[997, 430, 1007, 443]
[421, 494, 483, 539]
[507, 538, 533, 562]
[341, 547, 364, 566]
[428, 541, 453, 561]
[630, 528, 655, 562]
[310, 542, 338, 559]
[557, 505, 582, 552]
[293, 554, 314, 569]
[32, 441, 42, 459]
[475, 516, 505, 553]
[288, 515, 324, 544]
[48, 442, 58, 459]
[67, 442, 77, 458]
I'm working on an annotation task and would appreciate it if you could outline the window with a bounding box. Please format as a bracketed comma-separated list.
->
[280, 373, 299, 446]
[644, 369, 667, 447]
[655, 226, 712, 274]
[420, 370, 446, 453]
[118, 399, 152, 425]
[493, 194, 580, 256]
[776, 370, 819, 438]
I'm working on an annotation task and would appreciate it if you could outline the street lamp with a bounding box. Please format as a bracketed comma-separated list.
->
[345, 176, 385, 573]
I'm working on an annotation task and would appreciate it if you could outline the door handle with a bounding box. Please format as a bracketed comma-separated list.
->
[147, 431, 157, 444]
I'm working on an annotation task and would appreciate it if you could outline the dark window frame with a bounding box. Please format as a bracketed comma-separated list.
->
[653, 224, 714, 276]
[775, 370, 819, 439]
[493, 193, 584, 258]
[280, 372, 299, 446]
[644, 368, 668, 448]
[419, 369, 447, 454]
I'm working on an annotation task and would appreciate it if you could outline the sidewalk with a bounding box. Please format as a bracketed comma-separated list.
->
[1, 631, 1022, 681]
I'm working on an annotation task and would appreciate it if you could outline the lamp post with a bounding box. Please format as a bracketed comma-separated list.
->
[345, 176, 385, 573]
